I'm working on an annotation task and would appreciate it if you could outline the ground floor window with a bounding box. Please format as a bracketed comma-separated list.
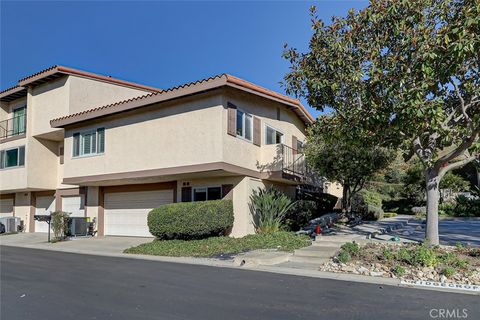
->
[193, 186, 222, 201]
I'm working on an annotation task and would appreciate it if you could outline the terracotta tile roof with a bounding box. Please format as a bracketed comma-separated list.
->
[50, 74, 314, 128]
[1, 65, 162, 102]
[17, 65, 161, 92]
[0, 85, 28, 102]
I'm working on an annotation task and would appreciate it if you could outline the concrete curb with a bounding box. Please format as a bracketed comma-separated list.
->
[2, 243, 478, 296]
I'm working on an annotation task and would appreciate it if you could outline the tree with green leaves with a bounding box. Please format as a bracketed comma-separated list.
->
[305, 121, 394, 211]
[283, 0, 479, 245]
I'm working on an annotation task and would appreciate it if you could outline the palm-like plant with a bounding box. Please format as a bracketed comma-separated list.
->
[249, 187, 296, 233]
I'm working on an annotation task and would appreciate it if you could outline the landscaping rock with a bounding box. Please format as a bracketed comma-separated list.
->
[370, 271, 385, 277]
[357, 266, 369, 274]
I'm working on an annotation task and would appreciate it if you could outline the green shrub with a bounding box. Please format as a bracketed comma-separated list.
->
[351, 190, 384, 220]
[440, 267, 456, 278]
[337, 251, 352, 263]
[392, 265, 406, 276]
[359, 190, 383, 207]
[411, 206, 426, 217]
[283, 200, 317, 231]
[50, 211, 70, 240]
[409, 244, 437, 267]
[363, 205, 384, 221]
[148, 200, 233, 240]
[382, 247, 395, 261]
[341, 242, 360, 256]
[249, 187, 295, 233]
[452, 195, 480, 217]
[383, 212, 397, 218]
[439, 252, 468, 269]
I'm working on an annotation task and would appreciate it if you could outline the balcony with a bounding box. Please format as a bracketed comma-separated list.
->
[259, 143, 324, 188]
[0, 114, 26, 140]
[281, 144, 325, 188]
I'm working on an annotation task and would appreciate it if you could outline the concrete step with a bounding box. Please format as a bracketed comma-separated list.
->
[294, 246, 339, 258]
[311, 240, 346, 247]
[288, 255, 329, 265]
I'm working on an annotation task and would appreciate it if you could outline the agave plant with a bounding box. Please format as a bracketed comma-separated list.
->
[249, 187, 296, 233]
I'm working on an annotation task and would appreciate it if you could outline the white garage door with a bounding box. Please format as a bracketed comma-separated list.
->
[35, 196, 55, 233]
[104, 190, 173, 237]
[0, 199, 14, 218]
[62, 196, 85, 217]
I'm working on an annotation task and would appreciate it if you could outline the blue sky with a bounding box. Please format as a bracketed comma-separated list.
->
[1, 1, 367, 118]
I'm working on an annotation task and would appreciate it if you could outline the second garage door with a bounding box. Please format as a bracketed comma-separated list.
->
[0, 198, 14, 218]
[104, 190, 174, 237]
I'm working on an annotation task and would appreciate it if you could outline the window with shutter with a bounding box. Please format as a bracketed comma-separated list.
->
[18, 146, 25, 166]
[235, 109, 253, 142]
[0, 150, 4, 169]
[97, 128, 105, 153]
[73, 133, 80, 157]
[72, 128, 105, 157]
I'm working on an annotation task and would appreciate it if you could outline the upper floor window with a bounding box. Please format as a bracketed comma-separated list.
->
[0, 146, 25, 169]
[73, 128, 105, 157]
[265, 125, 284, 145]
[296, 140, 305, 153]
[12, 106, 26, 135]
[236, 109, 252, 141]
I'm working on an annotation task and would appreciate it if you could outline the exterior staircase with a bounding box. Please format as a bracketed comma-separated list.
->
[277, 236, 348, 270]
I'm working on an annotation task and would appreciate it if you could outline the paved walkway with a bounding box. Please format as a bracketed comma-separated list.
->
[356, 216, 480, 246]
[0, 232, 151, 254]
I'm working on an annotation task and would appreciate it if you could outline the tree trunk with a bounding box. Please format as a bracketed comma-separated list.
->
[425, 168, 440, 246]
[342, 186, 349, 212]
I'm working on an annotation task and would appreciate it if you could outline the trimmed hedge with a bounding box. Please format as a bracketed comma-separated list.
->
[148, 200, 234, 240]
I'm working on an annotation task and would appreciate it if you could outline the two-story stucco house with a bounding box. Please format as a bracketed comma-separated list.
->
[1, 66, 332, 238]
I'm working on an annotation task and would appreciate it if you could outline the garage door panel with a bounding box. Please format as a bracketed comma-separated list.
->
[104, 190, 173, 237]
[35, 196, 55, 233]
[62, 196, 85, 217]
[0, 199, 14, 218]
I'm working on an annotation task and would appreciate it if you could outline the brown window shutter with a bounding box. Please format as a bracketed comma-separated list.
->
[227, 102, 237, 136]
[181, 187, 192, 202]
[59, 146, 64, 165]
[221, 184, 234, 198]
[253, 117, 261, 146]
[292, 135, 298, 155]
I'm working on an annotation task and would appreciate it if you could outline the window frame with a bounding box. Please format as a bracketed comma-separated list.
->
[0, 145, 25, 170]
[264, 124, 285, 145]
[72, 128, 105, 158]
[236, 109, 253, 142]
[192, 186, 222, 202]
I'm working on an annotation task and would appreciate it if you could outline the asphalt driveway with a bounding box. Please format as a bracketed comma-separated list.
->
[357, 216, 480, 246]
[1, 247, 478, 320]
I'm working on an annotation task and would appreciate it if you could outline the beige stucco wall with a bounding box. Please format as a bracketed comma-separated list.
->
[86, 186, 99, 223]
[30, 77, 70, 137]
[324, 181, 343, 198]
[67, 76, 149, 114]
[222, 90, 307, 173]
[14, 192, 31, 231]
[63, 94, 225, 179]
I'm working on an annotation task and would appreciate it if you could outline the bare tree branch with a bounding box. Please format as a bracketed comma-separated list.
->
[452, 81, 470, 122]
[436, 127, 480, 166]
[439, 153, 478, 179]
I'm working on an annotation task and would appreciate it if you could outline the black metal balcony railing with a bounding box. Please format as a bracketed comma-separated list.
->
[280, 143, 324, 187]
[0, 114, 26, 140]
